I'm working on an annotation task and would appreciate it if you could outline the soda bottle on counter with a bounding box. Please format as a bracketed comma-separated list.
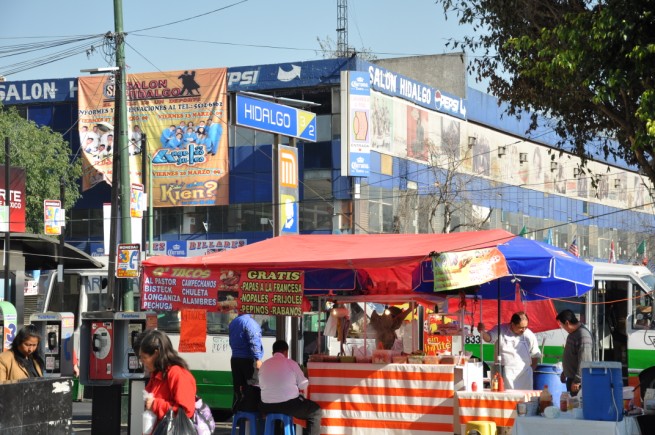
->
[497, 372, 505, 392]
[539, 385, 553, 414]
[491, 372, 500, 391]
[560, 391, 570, 412]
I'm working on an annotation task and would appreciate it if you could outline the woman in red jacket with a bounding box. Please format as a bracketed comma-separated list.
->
[136, 329, 196, 422]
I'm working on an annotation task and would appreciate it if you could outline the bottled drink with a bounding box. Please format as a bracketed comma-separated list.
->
[539, 384, 553, 414]
[560, 391, 569, 412]
[491, 372, 499, 391]
[497, 373, 505, 392]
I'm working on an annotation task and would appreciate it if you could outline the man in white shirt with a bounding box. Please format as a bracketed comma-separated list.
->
[478, 311, 542, 390]
[259, 340, 321, 435]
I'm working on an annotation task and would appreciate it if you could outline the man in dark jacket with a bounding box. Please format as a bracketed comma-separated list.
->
[556, 309, 592, 396]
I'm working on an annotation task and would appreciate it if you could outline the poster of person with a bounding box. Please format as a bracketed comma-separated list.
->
[472, 135, 491, 176]
[371, 92, 393, 153]
[407, 107, 428, 161]
[78, 68, 229, 207]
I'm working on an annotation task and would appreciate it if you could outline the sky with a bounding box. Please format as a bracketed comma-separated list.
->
[1, 0, 481, 88]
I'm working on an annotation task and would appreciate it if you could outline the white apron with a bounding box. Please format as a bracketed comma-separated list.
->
[493, 328, 534, 390]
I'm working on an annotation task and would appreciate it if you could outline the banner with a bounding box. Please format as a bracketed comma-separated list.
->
[0, 167, 26, 232]
[142, 266, 303, 316]
[179, 308, 206, 352]
[78, 68, 229, 207]
[432, 247, 508, 291]
[149, 239, 247, 257]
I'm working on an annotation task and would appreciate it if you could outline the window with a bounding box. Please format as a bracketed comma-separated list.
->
[632, 285, 654, 330]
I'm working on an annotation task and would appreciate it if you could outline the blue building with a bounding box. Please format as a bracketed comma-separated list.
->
[2, 55, 652, 263]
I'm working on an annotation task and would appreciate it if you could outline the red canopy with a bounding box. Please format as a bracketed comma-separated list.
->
[144, 229, 515, 270]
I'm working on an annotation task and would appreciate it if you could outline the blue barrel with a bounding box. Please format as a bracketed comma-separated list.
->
[533, 363, 567, 405]
[581, 361, 623, 421]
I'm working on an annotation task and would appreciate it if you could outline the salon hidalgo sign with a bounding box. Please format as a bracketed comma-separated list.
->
[141, 266, 304, 316]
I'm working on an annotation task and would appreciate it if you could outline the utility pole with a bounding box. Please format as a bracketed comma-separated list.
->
[114, 0, 133, 312]
[3, 138, 11, 316]
[58, 177, 65, 311]
[91, 1, 130, 433]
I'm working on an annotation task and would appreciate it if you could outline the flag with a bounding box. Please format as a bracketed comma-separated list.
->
[609, 240, 616, 263]
[568, 236, 579, 257]
[519, 225, 527, 237]
[544, 229, 553, 245]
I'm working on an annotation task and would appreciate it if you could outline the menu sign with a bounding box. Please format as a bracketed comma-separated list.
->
[238, 270, 304, 317]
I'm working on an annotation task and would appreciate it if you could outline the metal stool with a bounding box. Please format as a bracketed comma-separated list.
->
[263, 413, 295, 435]
[231, 411, 263, 435]
[465, 420, 497, 435]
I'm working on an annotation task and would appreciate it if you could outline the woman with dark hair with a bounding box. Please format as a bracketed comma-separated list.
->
[136, 329, 196, 423]
[0, 324, 44, 381]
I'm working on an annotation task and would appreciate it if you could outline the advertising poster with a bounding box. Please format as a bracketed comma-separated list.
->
[142, 266, 304, 316]
[179, 308, 207, 352]
[43, 199, 61, 235]
[432, 247, 508, 291]
[0, 167, 26, 232]
[78, 68, 229, 207]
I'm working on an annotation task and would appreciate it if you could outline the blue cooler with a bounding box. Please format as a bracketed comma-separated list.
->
[581, 361, 623, 421]
[533, 364, 567, 405]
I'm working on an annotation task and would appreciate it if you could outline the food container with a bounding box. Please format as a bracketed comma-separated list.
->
[423, 355, 440, 364]
[437, 355, 455, 364]
[356, 356, 372, 363]
[372, 349, 396, 364]
[322, 355, 340, 363]
[392, 355, 408, 364]
[339, 356, 356, 363]
[407, 355, 424, 364]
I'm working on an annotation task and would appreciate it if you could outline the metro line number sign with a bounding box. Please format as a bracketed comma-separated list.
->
[235, 94, 317, 142]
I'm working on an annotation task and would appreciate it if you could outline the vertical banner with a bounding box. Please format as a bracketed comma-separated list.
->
[130, 183, 144, 218]
[44, 200, 61, 235]
[179, 308, 207, 352]
[0, 167, 26, 232]
[278, 145, 299, 235]
[78, 68, 229, 207]
[340, 71, 371, 177]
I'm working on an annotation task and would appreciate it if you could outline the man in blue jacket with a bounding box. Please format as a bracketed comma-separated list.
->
[229, 313, 263, 410]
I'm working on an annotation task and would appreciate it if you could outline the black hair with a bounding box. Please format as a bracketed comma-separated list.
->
[272, 340, 289, 354]
[134, 329, 188, 375]
[11, 324, 45, 370]
[510, 311, 529, 325]
[556, 309, 579, 325]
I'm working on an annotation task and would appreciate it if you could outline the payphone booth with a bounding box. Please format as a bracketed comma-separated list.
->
[29, 312, 75, 377]
[80, 311, 157, 386]
[0, 301, 17, 352]
[113, 311, 157, 379]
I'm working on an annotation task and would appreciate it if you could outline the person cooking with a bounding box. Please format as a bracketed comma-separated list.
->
[478, 311, 541, 390]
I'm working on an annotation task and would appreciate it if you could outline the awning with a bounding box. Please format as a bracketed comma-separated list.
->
[4, 233, 104, 270]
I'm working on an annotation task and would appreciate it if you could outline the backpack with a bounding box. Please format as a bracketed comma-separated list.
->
[192, 396, 215, 435]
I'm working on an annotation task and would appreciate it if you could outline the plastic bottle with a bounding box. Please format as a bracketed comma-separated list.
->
[560, 391, 570, 412]
[539, 384, 553, 414]
[491, 372, 500, 391]
[497, 372, 505, 392]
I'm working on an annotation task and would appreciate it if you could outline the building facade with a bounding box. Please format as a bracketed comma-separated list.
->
[2, 55, 653, 263]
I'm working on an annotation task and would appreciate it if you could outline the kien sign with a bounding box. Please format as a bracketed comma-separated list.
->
[0, 167, 26, 232]
[235, 94, 317, 142]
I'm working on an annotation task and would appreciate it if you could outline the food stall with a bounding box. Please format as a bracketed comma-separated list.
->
[307, 293, 483, 435]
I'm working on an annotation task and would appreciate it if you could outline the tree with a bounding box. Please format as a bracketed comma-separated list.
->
[0, 106, 82, 233]
[435, 0, 655, 185]
[419, 121, 493, 233]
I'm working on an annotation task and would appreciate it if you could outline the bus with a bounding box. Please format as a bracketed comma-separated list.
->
[32, 266, 313, 410]
[464, 261, 655, 391]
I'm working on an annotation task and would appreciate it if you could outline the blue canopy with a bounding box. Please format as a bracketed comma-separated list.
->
[478, 236, 594, 301]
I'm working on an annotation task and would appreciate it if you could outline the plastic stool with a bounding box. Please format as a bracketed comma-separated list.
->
[263, 413, 296, 435]
[465, 420, 497, 435]
[231, 411, 263, 435]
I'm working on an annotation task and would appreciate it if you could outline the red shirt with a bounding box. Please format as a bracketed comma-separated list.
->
[146, 365, 197, 421]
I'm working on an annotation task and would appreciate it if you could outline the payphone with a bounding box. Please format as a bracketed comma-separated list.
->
[29, 312, 74, 377]
[80, 311, 157, 386]
[0, 301, 17, 352]
[113, 311, 157, 379]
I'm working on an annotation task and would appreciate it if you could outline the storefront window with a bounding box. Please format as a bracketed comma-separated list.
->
[632, 286, 654, 330]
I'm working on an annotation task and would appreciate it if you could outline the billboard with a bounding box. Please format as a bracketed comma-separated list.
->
[78, 68, 229, 207]
[340, 71, 371, 177]
[0, 167, 26, 233]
